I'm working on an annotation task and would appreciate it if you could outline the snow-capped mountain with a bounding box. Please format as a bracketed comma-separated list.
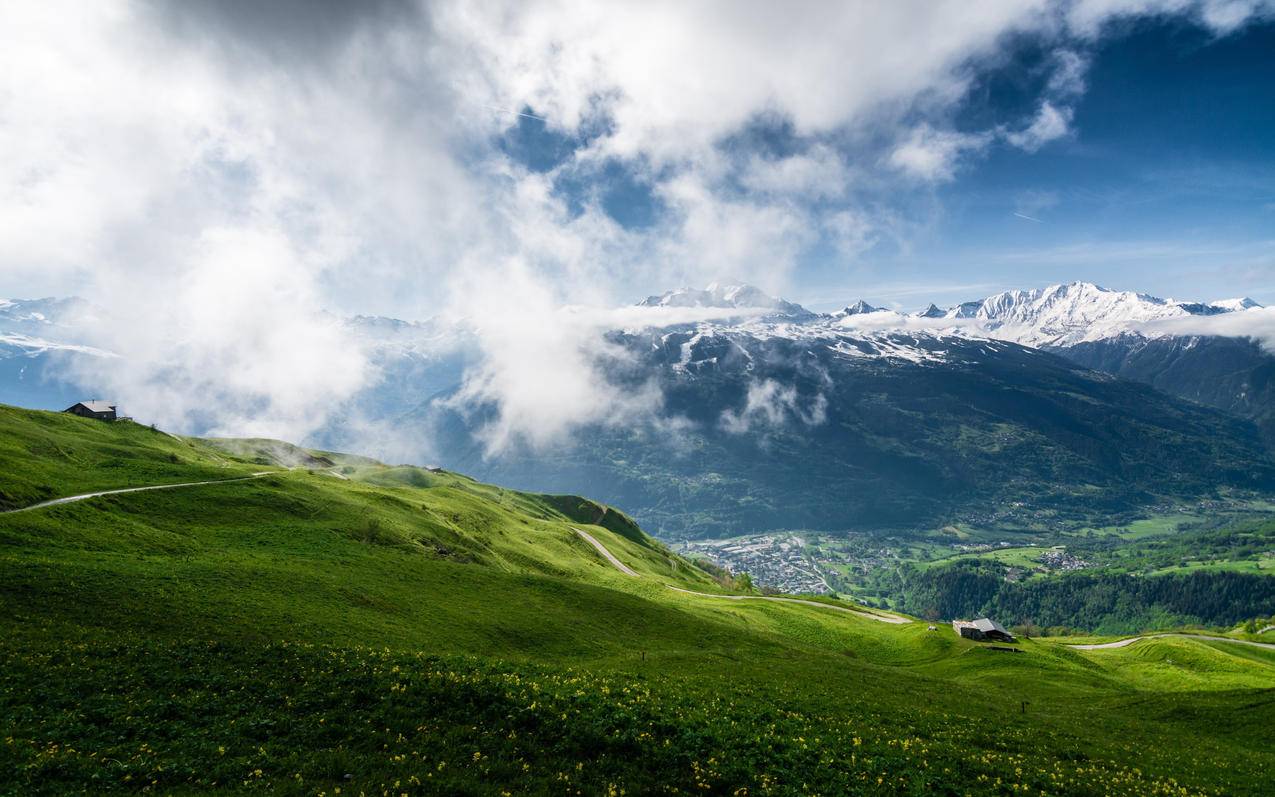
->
[635, 280, 1264, 353]
[834, 299, 883, 316]
[1209, 297, 1263, 312]
[638, 282, 813, 318]
[937, 281, 1263, 348]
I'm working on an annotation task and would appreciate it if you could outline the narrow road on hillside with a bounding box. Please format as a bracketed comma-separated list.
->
[1066, 633, 1275, 651]
[573, 527, 910, 624]
[573, 528, 639, 576]
[0, 472, 275, 515]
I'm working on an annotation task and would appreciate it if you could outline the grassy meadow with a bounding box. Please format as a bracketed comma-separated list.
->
[1, 404, 1274, 795]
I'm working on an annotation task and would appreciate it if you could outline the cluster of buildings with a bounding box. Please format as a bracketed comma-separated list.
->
[1040, 547, 1091, 572]
[676, 534, 832, 594]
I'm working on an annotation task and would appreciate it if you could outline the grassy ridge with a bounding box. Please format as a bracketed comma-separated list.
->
[2, 404, 1274, 794]
[0, 409, 262, 509]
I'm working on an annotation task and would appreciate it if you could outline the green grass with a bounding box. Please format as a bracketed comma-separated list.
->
[1071, 514, 1205, 540]
[918, 545, 1048, 572]
[0, 409, 265, 510]
[2, 403, 1274, 794]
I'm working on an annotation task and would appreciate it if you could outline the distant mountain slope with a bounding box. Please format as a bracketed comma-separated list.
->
[1061, 334, 1275, 446]
[922, 281, 1275, 444]
[428, 318, 1275, 537]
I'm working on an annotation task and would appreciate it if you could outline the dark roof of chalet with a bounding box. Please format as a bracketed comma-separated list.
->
[69, 400, 117, 413]
[973, 618, 1008, 634]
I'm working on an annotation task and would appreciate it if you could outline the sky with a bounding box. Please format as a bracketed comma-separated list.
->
[2, 0, 1274, 441]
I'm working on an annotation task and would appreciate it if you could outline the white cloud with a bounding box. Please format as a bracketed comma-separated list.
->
[889, 126, 992, 182]
[1067, 0, 1275, 35]
[1047, 49, 1090, 97]
[442, 0, 1050, 164]
[825, 211, 880, 259]
[739, 146, 852, 199]
[440, 261, 775, 453]
[1006, 101, 1073, 152]
[1137, 306, 1275, 352]
[64, 227, 372, 441]
[720, 379, 828, 435]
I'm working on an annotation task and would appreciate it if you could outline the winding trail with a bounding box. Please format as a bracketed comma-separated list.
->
[1066, 633, 1275, 651]
[573, 528, 910, 624]
[573, 528, 639, 576]
[0, 472, 275, 515]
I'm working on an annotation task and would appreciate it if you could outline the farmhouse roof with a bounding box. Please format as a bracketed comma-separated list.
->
[74, 400, 116, 413]
[973, 618, 1007, 634]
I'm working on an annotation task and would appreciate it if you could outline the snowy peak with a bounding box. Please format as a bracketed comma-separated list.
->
[926, 281, 1265, 347]
[837, 299, 882, 316]
[918, 303, 945, 318]
[941, 281, 1196, 347]
[638, 283, 812, 318]
[1209, 297, 1262, 312]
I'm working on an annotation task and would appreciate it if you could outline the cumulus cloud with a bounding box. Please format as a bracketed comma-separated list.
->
[440, 264, 775, 453]
[1006, 102, 1074, 152]
[720, 379, 828, 435]
[739, 146, 852, 200]
[63, 227, 373, 440]
[443, 0, 1048, 164]
[889, 127, 992, 182]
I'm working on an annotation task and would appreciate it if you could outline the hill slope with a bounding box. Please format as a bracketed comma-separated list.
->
[2, 403, 1275, 794]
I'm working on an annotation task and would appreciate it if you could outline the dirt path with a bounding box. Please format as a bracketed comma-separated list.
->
[1, 472, 275, 515]
[1066, 633, 1275, 651]
[573, 528, 639, 576]
[573, 527, 910, 624]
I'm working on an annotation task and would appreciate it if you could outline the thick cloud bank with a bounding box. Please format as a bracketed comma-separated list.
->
[1140, 307, 1275, 352]
[1, 0, 1271, 446]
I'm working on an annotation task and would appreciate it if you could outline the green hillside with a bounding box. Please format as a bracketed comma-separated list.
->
[2, 404, 1274, 795]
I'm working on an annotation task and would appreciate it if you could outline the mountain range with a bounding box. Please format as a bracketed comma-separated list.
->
[4, 281, 1274, 537]
[426, 283, 1275, 536]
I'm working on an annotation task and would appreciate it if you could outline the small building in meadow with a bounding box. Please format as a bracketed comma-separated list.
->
[952, 617, 1016, 643]
[64, 400, 118, 421]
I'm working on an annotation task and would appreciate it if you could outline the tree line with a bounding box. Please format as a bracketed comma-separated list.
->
[897, 561, 1275, 634]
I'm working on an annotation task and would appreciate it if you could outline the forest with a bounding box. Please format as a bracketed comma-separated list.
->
[897, 562, 1275, 634]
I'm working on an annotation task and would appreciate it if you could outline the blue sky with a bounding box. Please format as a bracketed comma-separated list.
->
[499, 15, 1275, 313]
[902, 18, 1275, 311]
